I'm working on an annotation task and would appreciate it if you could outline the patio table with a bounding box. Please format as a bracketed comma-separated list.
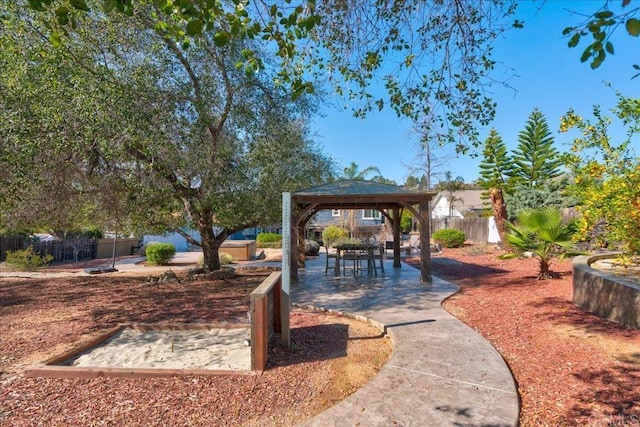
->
[334, 243, 378, 276]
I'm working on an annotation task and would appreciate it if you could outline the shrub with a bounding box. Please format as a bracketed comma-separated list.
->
[4, 246, 53, 271]
[256, 233, 282, 243]
[432, 228, 466, 248]
[322, 226, 349, 248]
[197, 252, 234, 266]
[219, 252, 234, 265]
[145, 243, 176, 266]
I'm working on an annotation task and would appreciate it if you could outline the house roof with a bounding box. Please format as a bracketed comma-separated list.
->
[432, 190, 490, 213]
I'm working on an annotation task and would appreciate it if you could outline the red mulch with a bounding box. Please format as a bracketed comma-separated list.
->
[0, 270, 391, 426]
[407, 246, 640, 427]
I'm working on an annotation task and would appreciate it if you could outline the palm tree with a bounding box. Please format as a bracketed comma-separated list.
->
[499, 208, 582, 280]
[339, 162, 383, 237]
[340, 162, 382, 180]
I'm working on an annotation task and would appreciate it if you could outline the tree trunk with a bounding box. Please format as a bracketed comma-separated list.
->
[538, 257, 551, 280]
[198, 215, 221, 272]
[490, 187, 511, 251]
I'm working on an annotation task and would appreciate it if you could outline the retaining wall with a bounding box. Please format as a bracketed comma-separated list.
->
[573, 254, 640, 329]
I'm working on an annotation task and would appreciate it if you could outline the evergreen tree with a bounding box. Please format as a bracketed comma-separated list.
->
[478, 129, 513, 190]
[505, 175, 579, 220]
[510, 108, 563, 187]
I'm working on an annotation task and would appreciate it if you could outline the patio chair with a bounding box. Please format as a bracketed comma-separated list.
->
[341, 248, 361, 276]
[377, 242, 385, 274]
[404, 234, 420, 255]
[325, 245, 338, 275]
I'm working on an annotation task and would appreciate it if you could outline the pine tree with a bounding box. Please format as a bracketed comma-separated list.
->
[510, 108, 563, 187]
[478, 128, 513, 190]
[478, 128, 513, 249]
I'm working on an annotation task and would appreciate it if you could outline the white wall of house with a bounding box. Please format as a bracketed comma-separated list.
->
[431, 197, 464, 219]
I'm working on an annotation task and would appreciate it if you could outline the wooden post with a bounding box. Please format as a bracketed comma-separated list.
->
[273, 277, 282, 334]
[419, 200, 432, 283]
[297, 223, 305, 269]
[392, 207, 401, 268]
[251, 295, 268, 371]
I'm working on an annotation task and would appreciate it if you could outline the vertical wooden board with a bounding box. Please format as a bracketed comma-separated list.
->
[251, 296, 268, 371]
[273, 279, 282, 334]
[419, 200, 432, 283]
[280, 291, 290, 347]
[392, 207, 401, 268]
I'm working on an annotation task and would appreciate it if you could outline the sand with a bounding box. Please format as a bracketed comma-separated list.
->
[70, 327, 252, 371]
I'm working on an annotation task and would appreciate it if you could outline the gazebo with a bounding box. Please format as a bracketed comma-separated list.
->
[286, 180, 438, 283]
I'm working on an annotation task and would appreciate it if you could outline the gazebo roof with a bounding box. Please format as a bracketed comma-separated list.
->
[293, 180, 436, 210]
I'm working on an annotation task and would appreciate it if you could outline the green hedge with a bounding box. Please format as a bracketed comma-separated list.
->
[256, 233, 282, 243]
[432, 228, 466, 248]
[146, 243, 176, 266]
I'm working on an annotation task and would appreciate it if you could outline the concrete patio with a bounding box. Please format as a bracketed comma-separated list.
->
[291, 253, 520, 426]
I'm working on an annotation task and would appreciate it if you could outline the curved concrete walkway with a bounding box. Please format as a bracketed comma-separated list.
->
[292, 254, 519, 426]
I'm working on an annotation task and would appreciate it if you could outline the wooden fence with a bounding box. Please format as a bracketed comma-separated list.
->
[95, 238, 139, 259]
[0, 236, 139, 263]
[432, 217, 490, 243]
[0, 236, 24, 261]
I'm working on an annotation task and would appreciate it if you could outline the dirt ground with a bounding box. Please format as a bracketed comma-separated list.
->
[407, 246, 640, 427]
[0, 267, 391, 427]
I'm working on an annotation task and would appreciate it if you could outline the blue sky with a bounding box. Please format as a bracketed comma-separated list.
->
[313, 1, 640, 185]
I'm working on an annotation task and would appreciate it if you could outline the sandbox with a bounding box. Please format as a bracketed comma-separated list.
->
[25, 271, 286, 378]
[24, 323, 255, 379]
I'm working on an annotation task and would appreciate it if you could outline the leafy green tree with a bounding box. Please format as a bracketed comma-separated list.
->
[499, 208, 582, 280]
[23, 0, 523, 152]
[400, 210, 414, 233]
[560, 92, 640, 252]
[510, 108, 564, 188]
[477, 128, 513, 246]
[405, 175, 429, 189]
[0, 6, 131, 236]
[0, 4, 332, 271]
[563, 1, 640, 75]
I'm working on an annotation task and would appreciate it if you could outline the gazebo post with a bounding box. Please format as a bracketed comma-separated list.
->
[419, 200, 432, 283]
[392, 207, 401, 268]
[297, 222, 305, 269]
